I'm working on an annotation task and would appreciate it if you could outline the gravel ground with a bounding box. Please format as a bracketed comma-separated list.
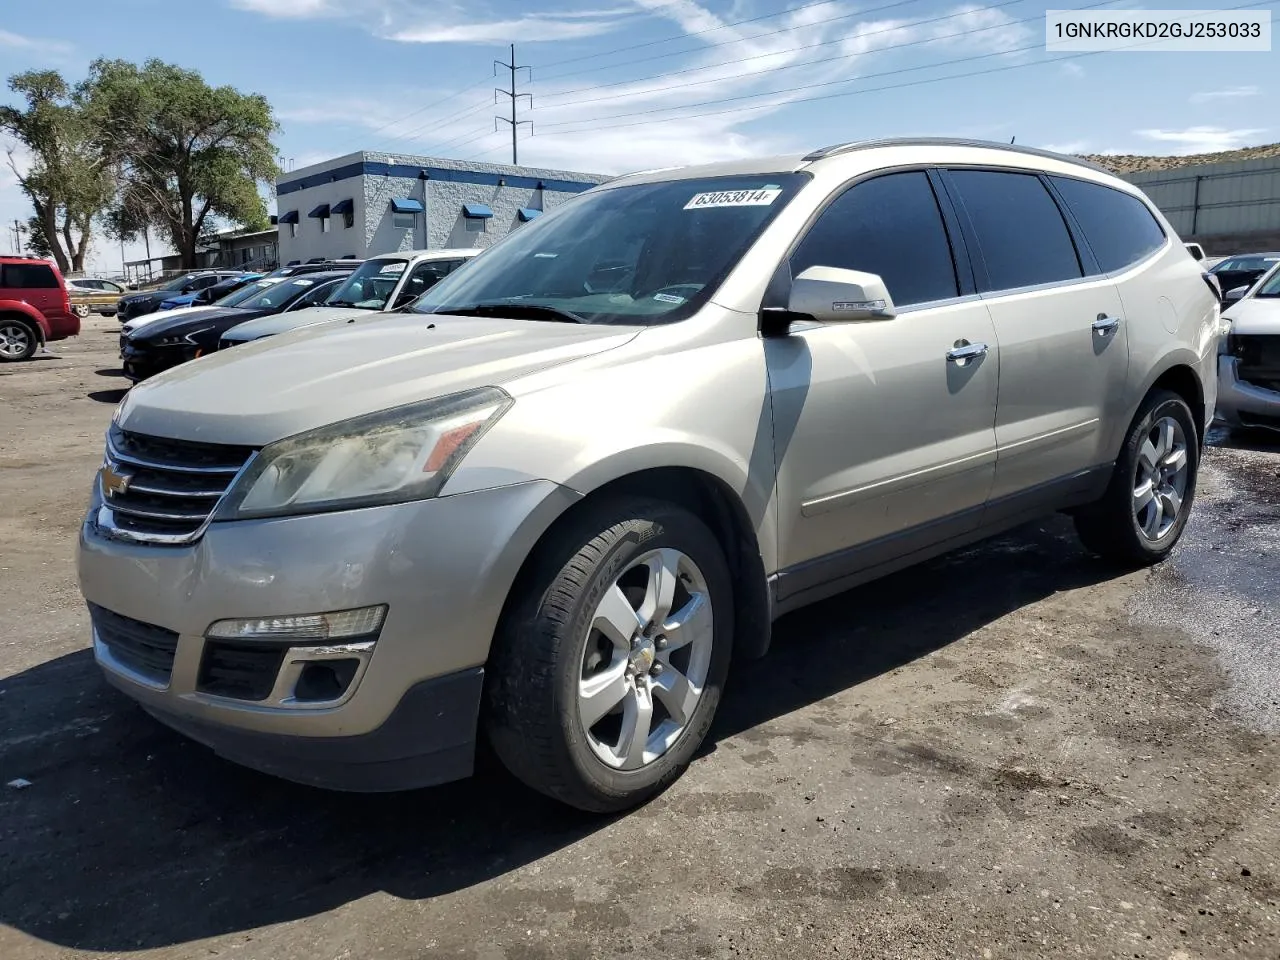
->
[1, 319, 1277, 960]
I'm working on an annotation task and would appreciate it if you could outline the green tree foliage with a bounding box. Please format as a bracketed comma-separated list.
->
[24, 215, 54, 259]
[86, 59, 278, 269]
[0, 71, 111, 273]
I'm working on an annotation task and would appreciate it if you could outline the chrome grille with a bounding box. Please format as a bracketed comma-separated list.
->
[95, 425, 255, 545]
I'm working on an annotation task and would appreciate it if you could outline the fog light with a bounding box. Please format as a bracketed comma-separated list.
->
[295, 659, 362, 702]
[206, 605, 387, 641]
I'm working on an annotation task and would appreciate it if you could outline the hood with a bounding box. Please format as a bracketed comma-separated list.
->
[130, 307, 255, 342]
[118, 313, 642, 446]
[122, 304, 220, 332]
[220, 305, 372, 342]
[1223, 296, 1280, 336]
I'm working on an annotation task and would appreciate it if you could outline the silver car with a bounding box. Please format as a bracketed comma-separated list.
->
[1217, 261, 1280, 431]
[78, 138, 1219, 812]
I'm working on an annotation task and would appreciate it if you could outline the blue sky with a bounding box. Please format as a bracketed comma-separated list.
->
[0, 0, 1273, 271]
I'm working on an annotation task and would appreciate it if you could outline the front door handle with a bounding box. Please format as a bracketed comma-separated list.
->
[946, 340, 989, 363]
[1092, 314, 1122, 334]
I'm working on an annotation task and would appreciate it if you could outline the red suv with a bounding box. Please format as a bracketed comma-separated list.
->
[0, 255, 80, 362]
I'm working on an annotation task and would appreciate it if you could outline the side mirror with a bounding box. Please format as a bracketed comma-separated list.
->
[788, 266, 897, 323]
[1223, 285, 1248, 303]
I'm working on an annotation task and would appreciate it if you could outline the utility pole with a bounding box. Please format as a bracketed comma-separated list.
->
[494, 43, 532, 165]
[13, 219, 24, 255]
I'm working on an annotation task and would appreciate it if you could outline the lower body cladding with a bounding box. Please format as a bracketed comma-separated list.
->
[78, 479, 580, 791]
[1217, 354, 1280, 431]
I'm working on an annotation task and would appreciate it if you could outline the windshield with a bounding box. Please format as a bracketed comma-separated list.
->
[232, 275, 328, 311]
[1216, 256, 1280, 272]
[160, 273, 198, 292]
[326, 259, 409, 309]
[215, 277, 282, 307]
[1254, 264, 1280, 298]
[410, 173, 809, 325]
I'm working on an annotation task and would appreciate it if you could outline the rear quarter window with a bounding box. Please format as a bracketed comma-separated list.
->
[2, 263, 60, 289]
[1049, 176, 1166, 273]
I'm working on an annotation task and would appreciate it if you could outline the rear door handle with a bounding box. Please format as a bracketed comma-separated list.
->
[1092, 314, 1122, 334]
[946, 340, 989, 363]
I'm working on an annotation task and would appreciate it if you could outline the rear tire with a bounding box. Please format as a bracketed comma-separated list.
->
[485, 497, 733, 813]
[1074, 390, 1199, 565]
[0, 318, 39, 362]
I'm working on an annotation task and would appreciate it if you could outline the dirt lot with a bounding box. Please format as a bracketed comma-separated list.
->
[2, 318, 1278, 960]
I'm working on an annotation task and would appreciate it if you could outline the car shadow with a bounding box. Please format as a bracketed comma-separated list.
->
[88, 388, 129, 404]
[0, 516, 1119, 952]
[94, 368, 125, 378]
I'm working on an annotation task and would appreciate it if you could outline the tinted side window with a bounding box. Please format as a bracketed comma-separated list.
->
[947, 170, 1081, 291]
[790, 171, 959, 307]
[1050, 176, 1165, 273]
[3, 263, 60, 289]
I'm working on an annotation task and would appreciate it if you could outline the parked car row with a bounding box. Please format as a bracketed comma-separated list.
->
[79, 139, 1226, 813]
[118, 250, 477, 380]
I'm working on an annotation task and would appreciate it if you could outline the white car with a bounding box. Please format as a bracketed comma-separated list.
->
[1218, 261, 1280, 432]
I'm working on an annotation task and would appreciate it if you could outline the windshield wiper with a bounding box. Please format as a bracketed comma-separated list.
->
[432, 302, 584, 323]
[326, 300, 381, 309]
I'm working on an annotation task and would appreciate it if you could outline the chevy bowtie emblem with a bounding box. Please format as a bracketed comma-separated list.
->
[99, 461, 133, 497]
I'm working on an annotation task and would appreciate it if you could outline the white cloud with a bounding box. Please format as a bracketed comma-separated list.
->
[1189, 86, 1260, 104]
[272, 1, 1044, 173]
[1135, 126, 1267, 154]
[228, 0, 345, 17]
[1059, 62, 1085, 77]
[392, 15, 627, 44]
[0, 28, 74, 57]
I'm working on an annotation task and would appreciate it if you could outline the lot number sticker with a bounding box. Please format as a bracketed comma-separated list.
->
[684, 187, 782, 210]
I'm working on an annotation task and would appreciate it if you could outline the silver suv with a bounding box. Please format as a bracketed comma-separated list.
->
[79, 139, 1219, 812]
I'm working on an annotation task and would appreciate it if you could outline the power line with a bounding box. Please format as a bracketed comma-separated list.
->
[537, 0, 932, 83]
[329, 74, 495, 157]
[539, 0, 1031, 108]
[536, 0, 919, 71]
[531, 2, 1274, 139]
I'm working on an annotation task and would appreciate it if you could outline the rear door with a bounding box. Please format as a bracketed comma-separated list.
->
[940, 168, 1128, 505]
[2, 261, 63, 320]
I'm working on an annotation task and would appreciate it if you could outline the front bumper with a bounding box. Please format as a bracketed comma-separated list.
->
[78, 479, 578, 790]
[1216, 354, 1280, 429]
[120, 343, 191, 381]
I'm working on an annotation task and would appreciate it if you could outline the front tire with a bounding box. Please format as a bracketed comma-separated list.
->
[1074, 389, 1199, 565]
[486, 498, 733, 813]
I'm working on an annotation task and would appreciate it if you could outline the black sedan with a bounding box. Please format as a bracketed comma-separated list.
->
[1211, 253, 1280, 301]
[115, 271, 246, 322]
[121, 272, 347, 381]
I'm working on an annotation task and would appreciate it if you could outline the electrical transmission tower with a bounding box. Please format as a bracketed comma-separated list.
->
[494, 44, 532, 165]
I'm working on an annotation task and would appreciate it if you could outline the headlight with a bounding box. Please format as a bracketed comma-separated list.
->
[213, 386, 512, 521]
[151, 327, 211, 347]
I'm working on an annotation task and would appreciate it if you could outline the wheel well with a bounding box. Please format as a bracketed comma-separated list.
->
[503, 467, 772, 661]
[1151, 365, 1205, 444]
[0, 311, 43, 344]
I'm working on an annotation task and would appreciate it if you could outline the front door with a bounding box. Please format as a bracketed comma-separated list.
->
[767, 170, 1000, 599]
[941, 168, 1129, 501]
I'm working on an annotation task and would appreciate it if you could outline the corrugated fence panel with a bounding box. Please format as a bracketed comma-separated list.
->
[1121, 157, 1280, 238]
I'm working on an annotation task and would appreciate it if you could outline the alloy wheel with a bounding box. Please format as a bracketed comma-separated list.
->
[0, 323, 32, 360]
[578, 548, 714, 770]
[1133, 415, 1189, 541]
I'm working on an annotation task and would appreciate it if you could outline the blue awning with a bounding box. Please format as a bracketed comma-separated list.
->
[462, 203, 493, 219]
[390, 198, 423, 214]
[308, 203, 330, 219]
[331, 198, 354, 215]
[278, 210, 300, 224]
[517, 207, 542, 222]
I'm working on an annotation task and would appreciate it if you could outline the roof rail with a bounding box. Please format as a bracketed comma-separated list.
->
[801, 138, 1113, 174]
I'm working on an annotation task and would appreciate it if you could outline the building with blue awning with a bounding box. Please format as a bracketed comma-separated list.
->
[274, 151, 608, 264]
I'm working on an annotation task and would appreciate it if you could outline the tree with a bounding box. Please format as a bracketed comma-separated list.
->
[24, 215, 53, 259]
[85, 59, 278, 269]
[0, 70, 111, 273]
